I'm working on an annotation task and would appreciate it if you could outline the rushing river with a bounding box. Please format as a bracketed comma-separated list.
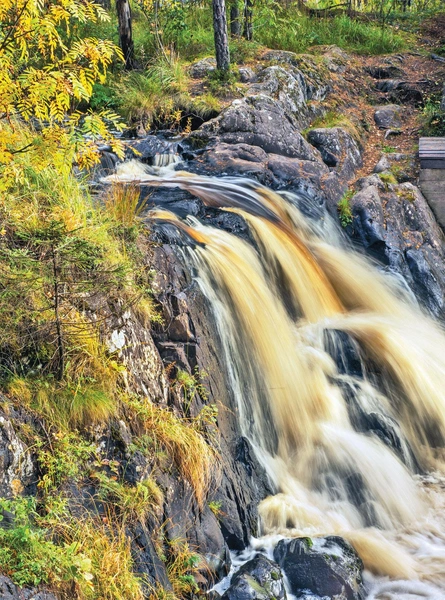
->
[107, 163, 445, 600]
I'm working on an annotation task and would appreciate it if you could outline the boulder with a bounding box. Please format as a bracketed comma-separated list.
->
[222, 554, 286, 600]
[306, 127, 362, 179]
[192, 96, 319, 161]
[273, 537, 365, 600]
[374, 105, 402, 129]
[349, 177, 445, 317]
[239, 67, 255, 83]
[261, 50, 331, 101]
[125, 136, 179, 163]
[249, 66, 308, 128]
[189, 58, 217, 79]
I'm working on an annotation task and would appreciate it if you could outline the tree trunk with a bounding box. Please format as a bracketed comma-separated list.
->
[243, 0, 253, 40]
[116, 0, 134, 70]
[213, 0, 230, 71]
[230, 3, 241, 36]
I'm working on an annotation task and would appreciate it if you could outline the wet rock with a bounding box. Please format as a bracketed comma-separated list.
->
[126, 136, 175, 163]
[132, 523, 172, 590]
[184, 140, 346, 211]
[273, 537, 365, 600]
[306, 127, 362, 178]
[374, 105, 402, 129]
[222, 554, 286, 600]
[152, 246, 273, 553]
[190, 58, 217, 79]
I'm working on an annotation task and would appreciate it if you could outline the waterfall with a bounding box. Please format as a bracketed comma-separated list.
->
[105, 168, 445, 598]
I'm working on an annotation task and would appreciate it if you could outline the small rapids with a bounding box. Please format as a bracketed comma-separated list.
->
[105, 163, 445, 599]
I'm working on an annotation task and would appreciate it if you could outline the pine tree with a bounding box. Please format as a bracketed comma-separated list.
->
[213, 0, 230, 71]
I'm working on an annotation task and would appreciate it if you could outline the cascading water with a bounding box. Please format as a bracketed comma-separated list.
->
[106, 166, 445, 599]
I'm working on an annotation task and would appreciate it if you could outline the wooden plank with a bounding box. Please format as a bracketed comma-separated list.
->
[420, 159, 445, 169]
[419, 137, 445, 161]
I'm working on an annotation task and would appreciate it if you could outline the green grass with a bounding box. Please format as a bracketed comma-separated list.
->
[337, 191, 354, 227]
[115, 59, 221, 129]
[256, 13, 407, 55]
[305, 110, 362, 143]
[421, 98, 445, 137]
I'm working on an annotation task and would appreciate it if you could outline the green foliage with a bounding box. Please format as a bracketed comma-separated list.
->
[421, 97, 445, 136]
[36, 432, 97, 492]
[116, 58, 222, 129]
[173, 368, 209, 415]
[208, 500, 223, 518]
[0, 494, 144, 599]
[90, 83, 119, 111]
[306, 111, 362, 143]
[337, 191, 354, 227]
[208, 68, 240, 97]
[256, 12, 406, 55]
[95, 472, 163, 522]
[0, 0, 124, 169]
[0, 496, 93, 589]
[165, 538, 200, 596]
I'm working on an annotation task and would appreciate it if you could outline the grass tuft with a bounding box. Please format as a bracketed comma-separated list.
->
[126, 396, 218, 507]
[337, 190, 354, 227]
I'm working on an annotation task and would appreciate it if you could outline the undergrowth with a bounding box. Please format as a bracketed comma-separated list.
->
[338, 190, 354, 227]
[305, 110, 363, 143]
[244, 11, 406, 55]
[0, 122, 218, 599]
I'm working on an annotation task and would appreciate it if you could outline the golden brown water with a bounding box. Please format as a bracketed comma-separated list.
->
[107, 165, 445, 599]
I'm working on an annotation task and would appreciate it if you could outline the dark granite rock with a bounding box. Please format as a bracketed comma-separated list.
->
[222, 554, 286, 600]
[350, 177, 445, 317]
[273, 537, 365, 600]
[375, 80, 423, 106]
[0, 576, 57, 600]
[306, 127, 362, 179]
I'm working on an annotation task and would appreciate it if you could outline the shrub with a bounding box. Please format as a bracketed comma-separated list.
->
[337, 191, 354, 227]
